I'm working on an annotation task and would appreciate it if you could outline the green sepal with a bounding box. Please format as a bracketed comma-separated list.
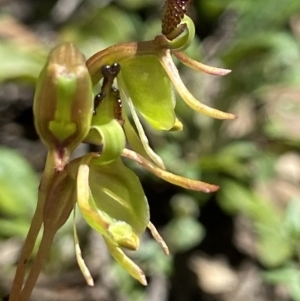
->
[119, 55, 176, 130]
[88, 158, 150, 236]
[76, 157, 149, 249]
[76, 164, 139, 250]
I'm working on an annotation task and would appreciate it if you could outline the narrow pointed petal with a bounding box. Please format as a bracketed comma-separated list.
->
[122, 149, 219, 193]
[122, 108, 155, 161]
[159, 52, 237, 120]
[120, 87, 166, 170]
[73, 210, 94, 286]
[148, 222, 169, 255]
[173, 51, 231, 76]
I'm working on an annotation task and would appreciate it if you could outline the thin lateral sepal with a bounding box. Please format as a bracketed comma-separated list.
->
[122, 148, 219, 193]
[173, 52, 231, 76]
[9, 152, 56, 301]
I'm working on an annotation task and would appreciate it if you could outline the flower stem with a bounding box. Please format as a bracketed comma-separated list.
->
[19, 230, 55, 301]
[9, 152, 56, 301]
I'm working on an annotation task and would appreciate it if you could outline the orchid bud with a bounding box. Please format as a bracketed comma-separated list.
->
[34, 43, 93, 170]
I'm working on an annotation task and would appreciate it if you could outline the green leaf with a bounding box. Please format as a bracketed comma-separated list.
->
[119, 55, 176, 130]
[255, 224, 294, 267]
[0, 41, 45, 81]
[263, 265, 300, 301]
[164, 216, 205, 252]
[0, 219, 33, 237]
[283, 198, 300, 239]
[218, 180, 294, 266]
[0, 147, 38, 217]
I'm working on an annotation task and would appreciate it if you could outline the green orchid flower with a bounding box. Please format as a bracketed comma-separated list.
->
[9, 2, 236, 300]
[86, 14, 235, 168]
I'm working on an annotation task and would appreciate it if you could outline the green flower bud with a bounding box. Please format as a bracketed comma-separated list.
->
[34, 43, 93, 170]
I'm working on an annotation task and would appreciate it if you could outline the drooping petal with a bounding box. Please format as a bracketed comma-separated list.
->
[103, 235, 147, 286]
[76, 164, 109, 233]
[120, 86, 165, 170]
[73, 209, 94, 286]
[159, 51, 237, 120]
[122, 107, 154, 160]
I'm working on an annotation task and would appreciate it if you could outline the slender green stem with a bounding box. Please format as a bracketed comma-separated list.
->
[9, 152, 56, 301]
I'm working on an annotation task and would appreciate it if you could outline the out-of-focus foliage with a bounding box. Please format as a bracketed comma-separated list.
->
[1, 0, 300, 300]
[0, 148, 37, 237]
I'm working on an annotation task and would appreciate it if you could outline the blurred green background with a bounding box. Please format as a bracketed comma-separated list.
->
[1, 0, 300, 300]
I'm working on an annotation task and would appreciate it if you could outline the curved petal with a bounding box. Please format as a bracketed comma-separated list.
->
[159, 51, 237, 120]
[120, 86, 165, 170]
[173, 51, 231, 76]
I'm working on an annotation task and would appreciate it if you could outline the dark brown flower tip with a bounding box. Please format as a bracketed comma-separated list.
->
[162, 0, 193, 37]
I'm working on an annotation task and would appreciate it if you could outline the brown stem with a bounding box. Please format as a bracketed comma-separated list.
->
[9, 152, 56, 301]
[19, 230, 55, 301]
